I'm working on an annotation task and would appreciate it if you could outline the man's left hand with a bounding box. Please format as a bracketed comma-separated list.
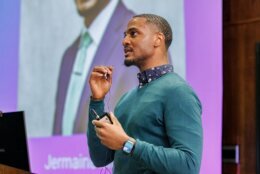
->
[92, 112, 130, 150]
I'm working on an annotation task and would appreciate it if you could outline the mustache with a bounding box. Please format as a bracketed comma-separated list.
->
[124, 46, 133, 53]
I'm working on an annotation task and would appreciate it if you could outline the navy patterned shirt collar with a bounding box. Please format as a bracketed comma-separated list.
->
[137, 64, 174, 88]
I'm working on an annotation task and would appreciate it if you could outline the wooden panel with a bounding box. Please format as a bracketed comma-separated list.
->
[223, 0, 260, 174]
[256, 42, 260, 174]
[0, 164, 30, 174]
[223, 22, 259, 174]
[223, 0, 260, 23]
[222, 164, 240, 174]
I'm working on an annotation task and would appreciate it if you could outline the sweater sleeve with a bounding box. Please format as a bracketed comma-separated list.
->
[87, 99, 115, 167]
[132, 86, 203, 174]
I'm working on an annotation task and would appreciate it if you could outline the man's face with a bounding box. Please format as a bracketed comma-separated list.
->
[122, 17, 158, 67]
[75, 0, 98, 16]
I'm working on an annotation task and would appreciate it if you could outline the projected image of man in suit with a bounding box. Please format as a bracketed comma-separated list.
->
[53, 0, 137, 135]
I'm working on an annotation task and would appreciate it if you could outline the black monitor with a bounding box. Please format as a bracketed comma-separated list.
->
[0, 111, 30, 172]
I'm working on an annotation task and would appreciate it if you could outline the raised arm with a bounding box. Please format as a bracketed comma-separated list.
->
[87, 66, 115, 167]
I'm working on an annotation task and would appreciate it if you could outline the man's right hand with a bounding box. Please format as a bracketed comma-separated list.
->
[89, 66, 113, 100]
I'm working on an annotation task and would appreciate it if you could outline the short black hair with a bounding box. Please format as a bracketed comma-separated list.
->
[133, 14, 173, 49]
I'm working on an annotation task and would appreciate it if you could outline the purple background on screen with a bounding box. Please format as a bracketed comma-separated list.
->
[0, 0, 20, 111]
[185, 0, 222, 174]
[28, 135, 111, 174]
[0, 0, 222, 173]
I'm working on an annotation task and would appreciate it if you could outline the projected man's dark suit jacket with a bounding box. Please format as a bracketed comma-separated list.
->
[53, 1, 137, 134]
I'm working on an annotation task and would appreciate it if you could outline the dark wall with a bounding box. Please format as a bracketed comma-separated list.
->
[223, 0, 260, 173]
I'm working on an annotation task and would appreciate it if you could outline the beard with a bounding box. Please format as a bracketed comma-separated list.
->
[124, 56, 146, 67]
[124, 59, 135, 67]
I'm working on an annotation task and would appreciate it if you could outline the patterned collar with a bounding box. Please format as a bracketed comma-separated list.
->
[137, 64, 174, 88]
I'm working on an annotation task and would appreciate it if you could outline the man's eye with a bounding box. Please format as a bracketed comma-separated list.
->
[130, 31, 137, 37]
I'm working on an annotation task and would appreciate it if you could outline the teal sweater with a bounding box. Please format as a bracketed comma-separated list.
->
[87, 72, 203, 174]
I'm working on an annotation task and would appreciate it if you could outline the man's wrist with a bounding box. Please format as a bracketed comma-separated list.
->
[90, 95, 105, 101]
[122, 137, 136, 155]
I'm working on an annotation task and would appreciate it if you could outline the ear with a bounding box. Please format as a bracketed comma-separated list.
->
[154, 32, 164, 47]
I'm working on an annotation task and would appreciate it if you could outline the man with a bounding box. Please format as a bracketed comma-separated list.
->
[53, 0, 137, 135]
[88, 14, 203, 174]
